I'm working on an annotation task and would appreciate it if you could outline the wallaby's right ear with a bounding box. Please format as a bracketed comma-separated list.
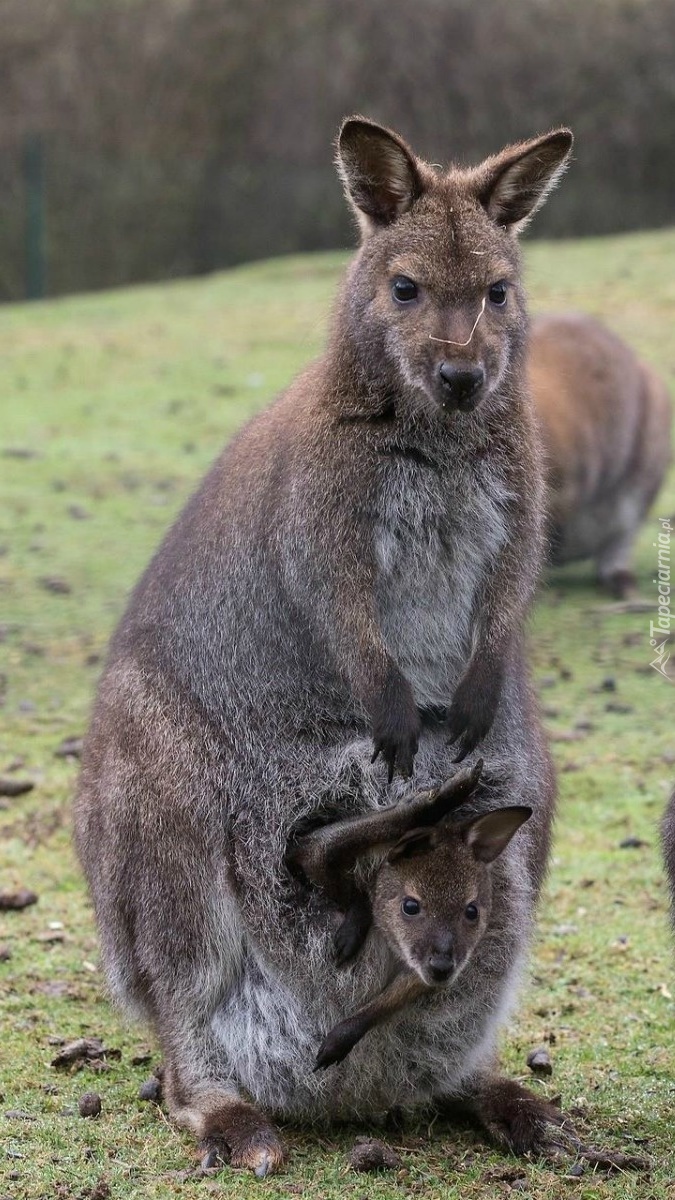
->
[387, 827, 438, 863]
[463, 806, 532, 864]
[337, 116, 425, 233]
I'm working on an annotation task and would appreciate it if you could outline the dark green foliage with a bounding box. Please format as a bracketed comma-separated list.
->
[1, 0, 675, 298]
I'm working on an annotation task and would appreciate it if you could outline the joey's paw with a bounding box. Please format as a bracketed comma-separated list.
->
[446, 671, 501, 762]
[314, 1020, 361, 1071]
[333, 922, 364, 967]
[371, 675, 421, 783]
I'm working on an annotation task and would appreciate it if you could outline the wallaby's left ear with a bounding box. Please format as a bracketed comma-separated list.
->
[388, 827, 438, 863]
[463, 806, 532, 863]
[476, 129, 573, 232]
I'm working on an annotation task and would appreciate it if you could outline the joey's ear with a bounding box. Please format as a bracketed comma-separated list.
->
[387, 827, 438, 863]
[463, 806, 532, 864]
[337, 116, 425, 232]
[434, 758, 484, 811]
[475, 129, 573, 233]
[414, 758, 484, 829]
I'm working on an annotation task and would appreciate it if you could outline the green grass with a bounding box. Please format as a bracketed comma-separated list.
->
[1, 230, 674, 1199]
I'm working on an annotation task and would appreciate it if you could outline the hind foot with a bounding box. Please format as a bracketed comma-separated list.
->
[600, 567, 637, 600]
[438, 1075, 573, 1158]
[197, 1100, 285, 1177]
[474, 1077, 570, 1156]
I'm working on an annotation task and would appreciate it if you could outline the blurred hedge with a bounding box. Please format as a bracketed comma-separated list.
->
[2, 0, 675, 300]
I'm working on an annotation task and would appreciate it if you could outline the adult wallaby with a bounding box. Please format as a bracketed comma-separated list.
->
[75, 116, 571, 1175]
[529, 313, 672, 597]
[289, 760, 532, 1069]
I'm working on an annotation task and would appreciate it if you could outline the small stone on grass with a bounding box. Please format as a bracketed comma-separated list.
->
[526, 1046, 553, 1076]
[0, 887, 38, 911]
[54, 736, 84, 759]
[0, 777, 34, 797]
[38, 575, 72, 595]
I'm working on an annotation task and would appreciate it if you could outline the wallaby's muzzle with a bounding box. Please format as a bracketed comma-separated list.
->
[438, 362, 485, 413]
[427, 950, 455, 983]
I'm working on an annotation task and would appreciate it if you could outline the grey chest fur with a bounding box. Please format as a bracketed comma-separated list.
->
[374, 455, 511, 708]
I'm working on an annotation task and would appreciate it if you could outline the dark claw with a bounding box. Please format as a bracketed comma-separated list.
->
[314, 1044, 341, 1072]
[452, 735, 477, 763]
[314, 1021, 360, 1070]
[370, 741, 396, 783]
[446, 703, 491, 760]
[334, 927, 361, 967]
[371, 737, 416, 784]
[199, 1139, 229, 1170]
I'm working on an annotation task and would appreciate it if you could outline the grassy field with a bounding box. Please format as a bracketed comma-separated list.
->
[1, 230, 674, 1200]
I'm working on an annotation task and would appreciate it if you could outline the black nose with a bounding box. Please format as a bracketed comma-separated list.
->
[428, 952, 454, 983]
[438, 363, 485, 411]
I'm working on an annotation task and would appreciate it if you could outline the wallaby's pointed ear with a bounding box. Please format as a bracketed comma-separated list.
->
[387, 826, 438, 863]
[463, 806, 532, 864]
[337, 116, 425, 233]
[476, 129, 573, 233]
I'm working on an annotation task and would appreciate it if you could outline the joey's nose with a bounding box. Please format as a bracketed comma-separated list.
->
[428, 951, 454, 983]
[438, 363, 485, 412]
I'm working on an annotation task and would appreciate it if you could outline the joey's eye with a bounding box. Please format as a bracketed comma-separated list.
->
[488, 281, 508, 307]
[392, 276, 418, 304]
[401, 897, 421, 917]
[464, 903, 479, 922]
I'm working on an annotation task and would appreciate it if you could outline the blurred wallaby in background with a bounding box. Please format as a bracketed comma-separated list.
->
[529, 313, 672, 596]
[75, 117, 571, 1175]
[290, 760, 532, 1069]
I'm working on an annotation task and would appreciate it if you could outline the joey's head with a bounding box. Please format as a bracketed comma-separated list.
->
[335, 116, 572, 418]
[372, 805, 532, 987]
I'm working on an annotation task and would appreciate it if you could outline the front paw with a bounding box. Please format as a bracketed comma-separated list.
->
[446, 664, 502, 762]
[334, 921, 363, 966]
[371, 672, 421, 783]
[314, 1018, 362, 1071]
[333, 898, 371, 966]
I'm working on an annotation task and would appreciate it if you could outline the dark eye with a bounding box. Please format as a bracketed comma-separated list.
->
[465, 903, 479, 922]
[392, 276, 418, 304]
[488, 281, 507, 307]
[401, 897, 421, 917]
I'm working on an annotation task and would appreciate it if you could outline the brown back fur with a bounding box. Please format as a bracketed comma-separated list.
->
[529, 312, 672, 596]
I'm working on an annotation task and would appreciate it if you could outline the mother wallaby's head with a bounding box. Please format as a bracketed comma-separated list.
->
[334, 116, 572, 419]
